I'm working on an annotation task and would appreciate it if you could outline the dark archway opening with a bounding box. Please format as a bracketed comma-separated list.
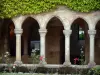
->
[46, 17, 65, 64]
[2, 19, 16, 56]
[70, 18, 89, 65]
[0, 19, 16, 63]
[22, 17, 40, 64]
[95, 20, 100, 65]
[8, 21, 16, 56]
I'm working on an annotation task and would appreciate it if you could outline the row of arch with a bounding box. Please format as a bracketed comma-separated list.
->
[0, 16, 100, 64]
[13, 15, 100, 30]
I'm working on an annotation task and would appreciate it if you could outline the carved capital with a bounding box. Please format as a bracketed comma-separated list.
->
[14, 29, 23, 34]
[39, 29, 47, 37]
[63, 30, 72, 37]
[88, 30, 96, 35]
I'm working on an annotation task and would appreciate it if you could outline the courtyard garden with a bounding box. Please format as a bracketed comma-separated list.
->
[0, 51, 100, 75]
[0, 64, 100, 75]
[0, 0, 100, 75]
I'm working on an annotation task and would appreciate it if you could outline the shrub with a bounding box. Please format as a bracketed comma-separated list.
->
[88, 66, 100, 75]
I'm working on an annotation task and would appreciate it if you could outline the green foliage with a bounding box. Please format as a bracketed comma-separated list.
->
[31, 50, 40, 64]
[0, 0, 100, 18]
[88, 66, 100, 75]
[0, 73, 45, 75]
[0, 52, 11, 64]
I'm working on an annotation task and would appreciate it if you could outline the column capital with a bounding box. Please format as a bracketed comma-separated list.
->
[39, 29, 47, 37]
[88, 30, 96, 35]
[14, 29, 23, 34]
[63, 30, 72, 37]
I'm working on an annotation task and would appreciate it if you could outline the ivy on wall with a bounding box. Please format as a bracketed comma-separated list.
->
[0, 0, 100, 18]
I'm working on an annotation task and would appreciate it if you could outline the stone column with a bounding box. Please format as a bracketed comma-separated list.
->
[23, 37, 28, 55]
[63, 30, 72, 66]
[22, 36, 29, 64]
[39, 29, 47, 64]
[88, 30, 96, 67]
[14, 29, 23, 64]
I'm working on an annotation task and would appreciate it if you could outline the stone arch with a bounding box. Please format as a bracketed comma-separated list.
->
[87, 17, 99, 30]
[46, 16, 65, 64]
[12, 16, 26, 29]
[95, 19, 100, 29]
[21, 16, 40, 29]
[70, 18, 89, 64]
[70, 17, 89, 29]
[21, 17, 40, 64]
[95, 20, 100, 65]
[45, 15, 65, 29]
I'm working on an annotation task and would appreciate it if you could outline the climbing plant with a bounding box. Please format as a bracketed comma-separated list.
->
[0, 0, 100, 18]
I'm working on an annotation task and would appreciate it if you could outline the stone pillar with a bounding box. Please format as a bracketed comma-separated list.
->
[14, 29, 23, 64]
[88, 30, 96, 67]
[23, 29, 28, 56]
[23, 37, 28, 55]
[63, 30, 72, 66]
[22, 36, 29, 64]
[39, 29, 47, 64]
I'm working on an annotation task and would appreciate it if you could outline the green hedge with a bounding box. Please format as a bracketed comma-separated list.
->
[0, 73, 44, 75]
[0, 73, 81, 75]
[88, 66, 100, 75]
[0, 0, 100, 18]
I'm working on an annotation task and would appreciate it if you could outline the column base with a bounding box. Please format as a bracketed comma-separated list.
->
[22, 55, 29, 64]
[88, 62, 96, 68]
[63, 61, 71, 67]
[14, 60, 23, 65]
[39, 60, 47, 66]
